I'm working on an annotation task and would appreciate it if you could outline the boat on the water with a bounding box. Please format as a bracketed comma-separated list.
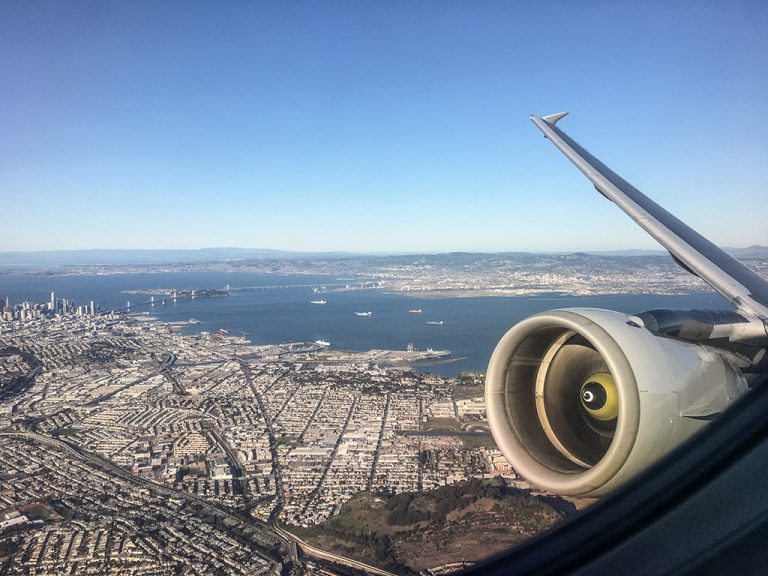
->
[315, 340, 330, 347]
[426, 320, 444, 325]
[354, 311, 373, 317]
[408, 309, 422, 314]
[310, 300, 327, 305]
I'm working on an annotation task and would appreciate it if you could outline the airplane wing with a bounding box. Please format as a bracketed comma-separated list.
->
[529, 113, 768, 327]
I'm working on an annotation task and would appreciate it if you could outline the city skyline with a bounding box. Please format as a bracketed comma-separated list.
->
[2, 2, 767, 253]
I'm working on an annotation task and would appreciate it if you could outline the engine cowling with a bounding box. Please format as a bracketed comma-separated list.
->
[485, 308, 748, 497]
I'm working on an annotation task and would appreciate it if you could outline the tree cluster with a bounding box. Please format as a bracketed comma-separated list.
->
[386, 479, 505, 526]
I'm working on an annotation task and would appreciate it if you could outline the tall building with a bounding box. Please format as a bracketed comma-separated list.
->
[50, 291, 55, 311]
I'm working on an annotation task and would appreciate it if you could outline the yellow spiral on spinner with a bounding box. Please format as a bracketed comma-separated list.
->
[580, 372, 618, 421]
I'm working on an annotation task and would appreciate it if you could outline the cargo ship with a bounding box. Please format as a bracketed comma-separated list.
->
[426, 320, 444, 325]
[310, 300, 327, 305]
[408, 309, 422, 314]
[354, 311, 373, 317]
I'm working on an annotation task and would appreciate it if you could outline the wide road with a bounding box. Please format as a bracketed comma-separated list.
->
[84, 351, 176, 406]
[237, 360, 288, 524]
[273, 523, 398, 576]
[207, 425, 250, 500]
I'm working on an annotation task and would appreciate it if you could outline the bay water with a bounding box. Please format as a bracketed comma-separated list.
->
[0, 272, 731, 377]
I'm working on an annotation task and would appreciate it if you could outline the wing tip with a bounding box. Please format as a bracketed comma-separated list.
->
[541, 111, 569, 125]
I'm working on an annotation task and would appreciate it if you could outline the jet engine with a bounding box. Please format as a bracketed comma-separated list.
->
[485, 308, 748, 497]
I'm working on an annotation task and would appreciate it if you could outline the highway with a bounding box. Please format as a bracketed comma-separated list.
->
[273, 523, 398, 576]
[158, 352, 188, 395]
[84, 351, 176, 406]
[206, 425, 250, 500]
[237, 360, 287, 524]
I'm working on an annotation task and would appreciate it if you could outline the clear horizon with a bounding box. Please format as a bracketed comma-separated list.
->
[2, 2, 767, 253]
[1, 242, 767, 253]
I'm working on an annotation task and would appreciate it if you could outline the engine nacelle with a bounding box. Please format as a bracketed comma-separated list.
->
[485, 308, 748, 497]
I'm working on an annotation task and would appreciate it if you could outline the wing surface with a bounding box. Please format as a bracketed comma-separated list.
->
[530, 113, 768, 323]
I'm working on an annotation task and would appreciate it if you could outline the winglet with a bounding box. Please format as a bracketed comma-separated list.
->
[542, 111, 569, 125]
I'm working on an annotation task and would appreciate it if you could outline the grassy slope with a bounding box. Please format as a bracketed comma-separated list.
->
[290, 478, 574, 574]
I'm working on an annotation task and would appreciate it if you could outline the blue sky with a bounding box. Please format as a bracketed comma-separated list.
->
[1, 1, 767, 253]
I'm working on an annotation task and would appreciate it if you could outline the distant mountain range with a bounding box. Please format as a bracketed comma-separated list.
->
[0, 245, 766, 268]
[722, 245, 768, 258]
[584, 246, 768, 258]
[0, 248, 353, 267]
